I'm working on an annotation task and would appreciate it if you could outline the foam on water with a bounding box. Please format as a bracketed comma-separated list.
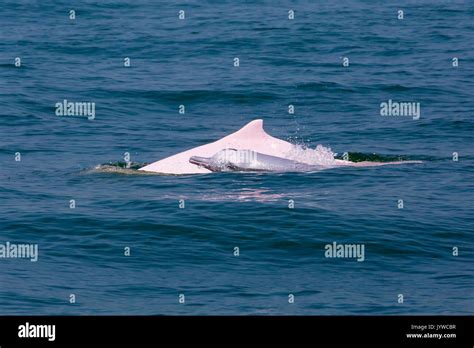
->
[285, 144, 337, 165]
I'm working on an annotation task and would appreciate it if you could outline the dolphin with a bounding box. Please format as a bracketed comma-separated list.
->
[190, 149, 327, 172]
[139, 119, 295, 174]
[139, 119, 421, 174]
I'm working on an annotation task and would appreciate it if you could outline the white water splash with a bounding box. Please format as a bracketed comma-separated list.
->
[285, 144, 337, 165]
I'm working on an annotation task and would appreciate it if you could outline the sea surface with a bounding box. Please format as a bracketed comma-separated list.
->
[0, 0, 473, 315]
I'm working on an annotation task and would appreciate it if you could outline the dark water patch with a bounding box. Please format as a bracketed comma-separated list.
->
[335, 152, 432, 163]
[92, 162, 150, 174]
[295, 81, 355, 93]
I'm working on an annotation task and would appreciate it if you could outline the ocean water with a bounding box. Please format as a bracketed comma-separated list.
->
[0, 0, 473, 315]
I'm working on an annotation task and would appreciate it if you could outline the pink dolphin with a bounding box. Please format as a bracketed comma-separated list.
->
[139, 119, 419, 174]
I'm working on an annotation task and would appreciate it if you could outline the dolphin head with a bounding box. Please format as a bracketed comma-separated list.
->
[189, 155, 217, 171]
[189, 148, 243, 172]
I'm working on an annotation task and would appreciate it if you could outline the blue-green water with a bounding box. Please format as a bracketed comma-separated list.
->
[0, 0, 473, 315]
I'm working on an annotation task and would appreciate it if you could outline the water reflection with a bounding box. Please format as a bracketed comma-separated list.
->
[200, 188, 286, 203]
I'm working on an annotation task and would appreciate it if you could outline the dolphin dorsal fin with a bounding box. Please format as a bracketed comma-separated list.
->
[232, 119, 267, 138]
